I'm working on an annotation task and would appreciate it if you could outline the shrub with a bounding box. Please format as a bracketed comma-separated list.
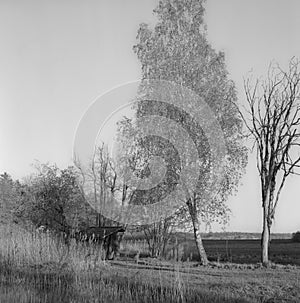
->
[292, 231, 300, 242]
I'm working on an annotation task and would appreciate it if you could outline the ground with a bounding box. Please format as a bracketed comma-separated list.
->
[1, 257, 299, 302]
[109, 258, 300, 302]
[1, 226, 299, 302]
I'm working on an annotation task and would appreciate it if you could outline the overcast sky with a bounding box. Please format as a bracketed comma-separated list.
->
[1, 0, 300, 232]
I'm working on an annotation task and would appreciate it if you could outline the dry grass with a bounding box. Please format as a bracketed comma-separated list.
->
[0, 224, 105, 273]
[0, 225, 300, 303]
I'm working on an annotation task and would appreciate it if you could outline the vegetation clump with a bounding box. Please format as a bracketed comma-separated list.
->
[292, 231, 300, 242]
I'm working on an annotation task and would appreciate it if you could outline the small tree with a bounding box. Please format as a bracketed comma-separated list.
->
[75, 137, 141, 229]
[292, 231, 300, 243]
[25, 164, 86, 235]
[0, 172, 22, 224]
[142, 217, 175, 258]
[241, 59, 300, 266]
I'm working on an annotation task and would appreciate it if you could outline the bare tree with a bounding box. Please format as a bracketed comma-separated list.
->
[93, 144, 117, 227]
[76, 143, 133, 227]
[241, 58, 300, 266]
[142, 217, 174, 258]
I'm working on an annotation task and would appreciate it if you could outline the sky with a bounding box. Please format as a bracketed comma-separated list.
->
[1, 0, 300, 232]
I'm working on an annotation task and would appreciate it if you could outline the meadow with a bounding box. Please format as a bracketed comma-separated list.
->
[0, 225, 299, 303]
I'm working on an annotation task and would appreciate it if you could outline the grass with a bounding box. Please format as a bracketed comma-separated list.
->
[0, 225, 300, 302]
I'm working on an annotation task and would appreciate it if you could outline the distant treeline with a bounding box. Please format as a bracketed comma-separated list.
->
[200, 232, 292, 240]
[124, 230, 292, 241]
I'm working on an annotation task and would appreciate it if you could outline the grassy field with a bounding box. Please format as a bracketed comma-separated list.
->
[0, 226, 300, 303]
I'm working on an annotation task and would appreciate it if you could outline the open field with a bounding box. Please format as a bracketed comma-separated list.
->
[0, 226, 300, 302]
[183, 239, 300, 266]
[122, 233, 300, 266]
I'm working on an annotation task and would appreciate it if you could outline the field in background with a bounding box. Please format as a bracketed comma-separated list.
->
[183, 239, 300, 265]
[122, 232, 300, 266]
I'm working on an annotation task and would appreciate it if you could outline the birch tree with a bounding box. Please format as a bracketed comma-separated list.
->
[133, 0, 247, 265]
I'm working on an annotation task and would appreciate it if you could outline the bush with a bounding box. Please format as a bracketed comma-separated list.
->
[292, 231, 300, 242]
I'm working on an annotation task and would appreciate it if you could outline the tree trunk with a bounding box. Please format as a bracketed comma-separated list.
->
[186, 198, 209, 266]
[261, 205, 271, 267]
[191, 212, 209, 266]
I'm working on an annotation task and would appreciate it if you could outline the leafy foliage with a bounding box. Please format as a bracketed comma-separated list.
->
[19, 164, 92, 234]
[292, 231, 300, 243]
[133, 0, 247, 225]
[0, 172, 21, 224]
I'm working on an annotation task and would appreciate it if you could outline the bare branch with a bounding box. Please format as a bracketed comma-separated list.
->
[243, 59, 300, 236]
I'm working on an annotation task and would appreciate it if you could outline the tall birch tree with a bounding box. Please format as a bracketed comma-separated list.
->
[133, 0, 247, 265]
